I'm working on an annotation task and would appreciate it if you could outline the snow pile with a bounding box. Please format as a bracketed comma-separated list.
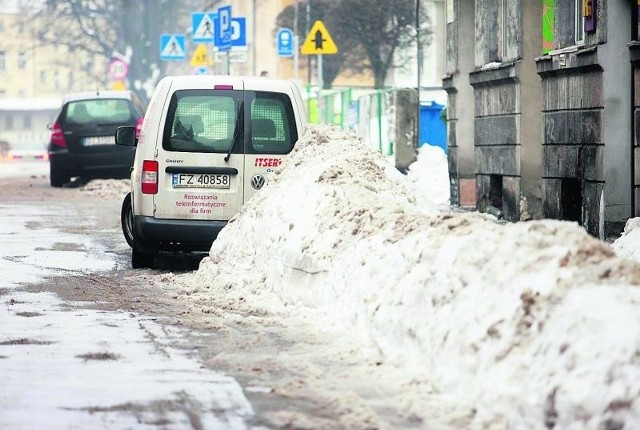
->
[612, 217, 640, 263]
[79, 179, 130, 200]
[406, 143, 450, 208]
[179, 125, 640, 428]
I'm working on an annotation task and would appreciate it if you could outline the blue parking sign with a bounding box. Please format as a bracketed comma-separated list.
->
[216, 5, 232, 52]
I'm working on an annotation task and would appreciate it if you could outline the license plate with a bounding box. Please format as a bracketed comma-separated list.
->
[84, 136, 114, 146]
[172, 173, 230, 189]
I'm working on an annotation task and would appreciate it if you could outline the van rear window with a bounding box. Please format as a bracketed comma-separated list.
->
[163, 89, 297, 155]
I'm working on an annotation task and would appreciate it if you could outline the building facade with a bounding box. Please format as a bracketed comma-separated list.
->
[445, 0, 638, 239]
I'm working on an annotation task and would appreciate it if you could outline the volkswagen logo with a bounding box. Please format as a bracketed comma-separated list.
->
[251, 174, 266, 190]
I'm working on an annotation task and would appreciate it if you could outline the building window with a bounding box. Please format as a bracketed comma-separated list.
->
[574, 0, 584, 44]
[6, 115, 13, 130]
[555, 0, 586, 49]
[0, 20, 5, 32]
[54, 71, 60, 91]
[23, 113, 32, 129]
[40, 70, 46, 83]
[477, 0, 519, 65]
[0, 51, 5, 72]
[18, 52, 26, 70]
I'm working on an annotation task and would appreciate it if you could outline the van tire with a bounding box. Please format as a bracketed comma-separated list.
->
[121, 193, 135, 248]
[132, 247, 155, 269]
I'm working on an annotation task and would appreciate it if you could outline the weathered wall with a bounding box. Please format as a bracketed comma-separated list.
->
[537, 50, 604, 236]
[468, 0, 541, 222]
[600, 0, 632, 237]
[537, 1, 632, 239]
[518, 0, 542, 220]
[444, 0, 476, 208]
[470, 65, 522, 220]
[632, 46, 640, 218]
[393, 89, 419, 173]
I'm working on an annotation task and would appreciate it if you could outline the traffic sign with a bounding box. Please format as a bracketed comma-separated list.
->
[230, 17, 247, 47]
[159, 34, 186, 61]
[216, 5, 232, 52]
[108, 59, 129, 80]
[192, 12, 215, 43]
[190, 44, 211, 67]
[215, 50, 248, 63]
[112, 79, 126, 91]
[276, 28, 294, 57]
[301, 20, 338, 55]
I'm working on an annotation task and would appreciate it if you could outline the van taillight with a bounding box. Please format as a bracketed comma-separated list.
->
[50, 121, 67, 148]
[141, 160, 158, 194]
[214, 85, 233, 90]
[135, 117, 143, 139]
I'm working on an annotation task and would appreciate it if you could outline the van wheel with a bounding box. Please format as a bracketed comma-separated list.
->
[132, 247, 155, 269]
[120, 193, 135, 248]
[50, 165, 68, 188]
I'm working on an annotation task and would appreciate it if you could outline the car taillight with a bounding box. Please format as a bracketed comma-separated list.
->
[141, 160, 158, 194]
[50, 121, 67, 148]
[135, 117, 143, 139]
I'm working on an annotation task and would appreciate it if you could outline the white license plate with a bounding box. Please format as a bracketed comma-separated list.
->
[172, 173, 230, 189]
[84, 136, 114, 146]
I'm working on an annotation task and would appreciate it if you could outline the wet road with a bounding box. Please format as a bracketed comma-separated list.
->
[0, 163, 257, 429]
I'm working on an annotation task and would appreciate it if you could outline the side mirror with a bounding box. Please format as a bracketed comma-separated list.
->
[115, 126, 137, 147]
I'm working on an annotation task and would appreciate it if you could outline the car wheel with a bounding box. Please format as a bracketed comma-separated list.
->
[131, 247, 155, 269]
[120, 193, 135, 248]
[50, 165, 68, 188]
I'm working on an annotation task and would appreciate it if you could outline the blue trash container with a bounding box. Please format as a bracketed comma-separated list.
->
[419, 101, 447, 154]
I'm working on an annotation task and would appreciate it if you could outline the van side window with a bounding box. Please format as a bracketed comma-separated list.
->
[248, 92, 297, 154]
[163, 90, 242, 153]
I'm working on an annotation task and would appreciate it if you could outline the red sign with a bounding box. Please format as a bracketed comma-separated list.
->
[108, 59, 129, 80]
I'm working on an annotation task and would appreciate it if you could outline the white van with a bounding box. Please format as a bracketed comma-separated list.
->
[115, 75, 307, 268]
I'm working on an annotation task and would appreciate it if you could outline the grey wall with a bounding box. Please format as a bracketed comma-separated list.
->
[601, 0, 632, 236]
[444, 0, 476, 208]
[519, 0, 542, 219]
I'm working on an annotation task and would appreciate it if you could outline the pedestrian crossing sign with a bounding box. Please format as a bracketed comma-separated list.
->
[301, 20, 338, 55]
[192, 12, 216, 43]
[160, 34, 186, 61]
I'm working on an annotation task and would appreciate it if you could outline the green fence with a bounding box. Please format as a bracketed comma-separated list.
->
[305, 86, 397, 157]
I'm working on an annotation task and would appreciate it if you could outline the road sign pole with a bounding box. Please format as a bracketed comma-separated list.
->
[318, 54, 323, 89]
[294, 35, 299, 81]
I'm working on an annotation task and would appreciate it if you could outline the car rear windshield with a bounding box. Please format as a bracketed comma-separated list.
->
[163, 89, 297, 155]
[63, 99, 137, 126]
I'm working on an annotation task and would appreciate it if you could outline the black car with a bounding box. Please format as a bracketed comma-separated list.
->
[47, 90, 145, 187]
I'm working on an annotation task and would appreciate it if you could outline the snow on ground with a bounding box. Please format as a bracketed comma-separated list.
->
[154, 125, 640, 429]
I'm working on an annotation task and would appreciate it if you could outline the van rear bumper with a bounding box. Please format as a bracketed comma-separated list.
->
[134, 215, 227, 252]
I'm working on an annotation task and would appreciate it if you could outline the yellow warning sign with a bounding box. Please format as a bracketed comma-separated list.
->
[190, 44, 212, 67]
[301, 20, 338, 55]
[112, 79, 126, 91]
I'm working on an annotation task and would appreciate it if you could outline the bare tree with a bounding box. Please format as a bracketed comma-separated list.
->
[276, 0, 430, 89]
[31, 0, 220, 103]
[275, 0, 365, 89]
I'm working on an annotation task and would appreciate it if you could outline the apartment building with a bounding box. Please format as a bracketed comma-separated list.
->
[445, 0, 637, 239]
